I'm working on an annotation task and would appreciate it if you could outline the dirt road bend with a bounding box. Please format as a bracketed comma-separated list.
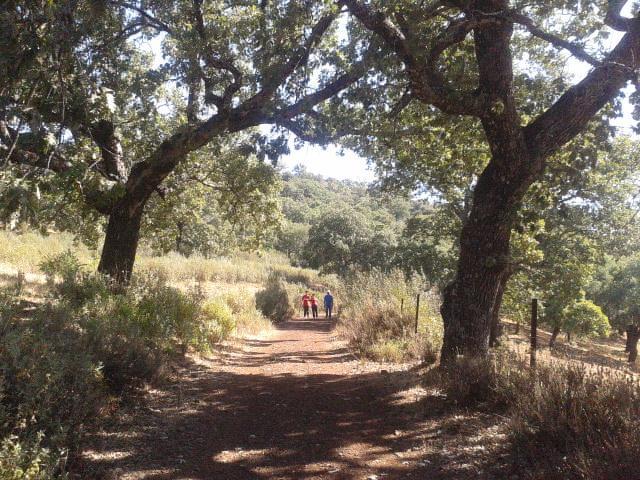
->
[77, 318, 506, 480]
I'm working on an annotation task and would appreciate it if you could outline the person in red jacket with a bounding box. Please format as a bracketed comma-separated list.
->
[302, 291, 311, 318]
[310, 294, 319, 319]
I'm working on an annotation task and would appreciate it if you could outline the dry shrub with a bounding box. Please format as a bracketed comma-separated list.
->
[221, 289, 272, 336]
[338, 270, 441, 363]
[508, 363, 640, 479]
[438, 352, 640, 479]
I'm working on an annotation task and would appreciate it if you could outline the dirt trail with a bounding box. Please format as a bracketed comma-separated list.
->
[77, 318, 506, 480]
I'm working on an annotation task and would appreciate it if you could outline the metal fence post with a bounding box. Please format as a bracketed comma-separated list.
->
[530, 298, 538, 367]
[415, 293, 421, 334]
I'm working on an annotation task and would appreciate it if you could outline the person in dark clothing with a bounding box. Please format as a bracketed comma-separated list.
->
[324, 290, 334, 319]
[311, 294, 319, 319]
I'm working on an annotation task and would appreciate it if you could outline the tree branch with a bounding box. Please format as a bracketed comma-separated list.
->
[108, 0, 174, 34]
[245, 12, 338, 110]
[524, 19, 640, 159]
[508, 12, 601, 67]
[1, 144, 71, 173]
[192, 0, 243, 109]
[341, 0, 487, 116]
[606, 0, 633, 32]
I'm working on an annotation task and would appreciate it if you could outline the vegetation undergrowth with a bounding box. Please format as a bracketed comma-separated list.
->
[338, 270, 442, 363]
[437, 351, 640, 479]
[0, 250, 274, 478]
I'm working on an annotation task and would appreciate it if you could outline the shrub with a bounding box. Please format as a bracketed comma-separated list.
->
[221, 289, 272, 335]
[338, 270, 442, 362]
[0, 303, 104, 476]
[39, 251, 109, 307]
[508, 364, 640, 479]
[255, 274, 296, 323]
[199, 300, 235, 345]
[437, 352, 640, 479]
[0, 434, 64, 480]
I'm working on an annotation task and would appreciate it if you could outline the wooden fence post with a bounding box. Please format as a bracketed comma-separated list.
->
[530, 298, 538, 368]
[401, 298, 404, 315]
[415, 293, 421, 334]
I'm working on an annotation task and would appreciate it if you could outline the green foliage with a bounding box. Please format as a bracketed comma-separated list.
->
[199, 300, 235, 346]
[0, 433, 64, 480]
[0, 300, 104, 477]
[143, 139, 283, 257]
[590, 254, 640, 330]
[303, 208, 397, 276]
[255, 274, 297, 323]
[563, 299, 610, 338]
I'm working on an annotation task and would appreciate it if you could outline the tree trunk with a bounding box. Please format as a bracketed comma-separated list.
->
[176, 221, 185, 255]
[566, 331, 571, 343]
[439, 3, 543, 363]
[97, 205, 144, 285]
[549, 325, 560, 347]
[626, 325, 640, 363]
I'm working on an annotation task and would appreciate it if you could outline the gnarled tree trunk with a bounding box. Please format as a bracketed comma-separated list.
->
[626, 325, 640, 363]
[440, 5, 540, 363]
[97, 203, 145, 285]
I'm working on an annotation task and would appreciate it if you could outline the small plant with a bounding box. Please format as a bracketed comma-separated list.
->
[0, 434, 64, 480]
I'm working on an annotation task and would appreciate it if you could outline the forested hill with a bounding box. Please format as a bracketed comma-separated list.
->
[273, 168, 416, 273]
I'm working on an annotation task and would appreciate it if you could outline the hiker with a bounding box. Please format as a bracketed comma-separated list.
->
[311, 294, 319, 319]
[302, 291, 311, 318]
[324, 290, 334, 319]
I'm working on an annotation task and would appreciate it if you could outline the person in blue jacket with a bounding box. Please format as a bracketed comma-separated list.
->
[324, 290, 334, 319]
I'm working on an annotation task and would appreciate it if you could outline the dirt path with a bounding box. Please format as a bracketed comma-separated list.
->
[77, 318, 507, 480]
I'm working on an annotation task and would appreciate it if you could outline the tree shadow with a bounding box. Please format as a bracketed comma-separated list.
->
[74, 320, 509, 480]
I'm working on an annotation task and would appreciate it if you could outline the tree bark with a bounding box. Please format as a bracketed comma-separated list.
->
[549, 325, 560, 347]
[626, 325, 640, 363]
[97, 205, 144, 285]
[440, 2, 539, 363]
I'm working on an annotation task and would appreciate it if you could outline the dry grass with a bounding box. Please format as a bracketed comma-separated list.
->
[435, 350, 640, 479]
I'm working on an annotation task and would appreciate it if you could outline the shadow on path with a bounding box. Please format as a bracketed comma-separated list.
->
[76, 319, 509, 480]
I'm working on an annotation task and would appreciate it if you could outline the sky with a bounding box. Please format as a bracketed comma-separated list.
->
[278, 144, 376, 183]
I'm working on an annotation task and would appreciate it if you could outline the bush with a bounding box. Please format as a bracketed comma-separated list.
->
[199, 300, 235, 345]
[0, 303, 104, 477]
[508, 364, 640, 479]
[438, 352, 640, 479]
[338, 270, 442, 363]
[39, 251, 109, 307]
[0, 434, 64, 480]
[0, 253, 228, 476]
[255, 274, 297, 323]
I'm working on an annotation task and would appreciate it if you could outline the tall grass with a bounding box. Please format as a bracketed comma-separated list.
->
[0, 230, 324, 288]
[338, 270, 443, 363]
